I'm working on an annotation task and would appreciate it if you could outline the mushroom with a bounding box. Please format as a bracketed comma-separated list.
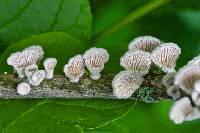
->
[7, 45, 44, 78]
[112, 70, 143, 99]
[43, 58, 57, 79]
[120, 49, 151, 75]
[162, 72, 176, 88]
[166, 85, 180, 100]
[169, 97, 193, 124]
[174, 66, 200, 94]
[64, 55, 85, 83]
[187, 55, 200, 66]
[17, 82, 31, 96]
[151, 43, 181, 73]
[128, 36, 161, 52]
[29, 70, 46, 86]
[24, 64, 38, 80]
[83, 47, 109, 80]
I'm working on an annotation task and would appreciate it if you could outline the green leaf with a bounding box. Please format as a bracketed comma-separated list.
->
[0, 99, 135, 133]
[0, 0, 92, 51]
[0, 31, 89, 73]
[86, 100, 200, 133]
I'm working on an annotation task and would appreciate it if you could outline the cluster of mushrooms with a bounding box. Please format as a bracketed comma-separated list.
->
[7, 46, 57, 95]
[7, 46, 109, 95]
[7, 35, 200, 124]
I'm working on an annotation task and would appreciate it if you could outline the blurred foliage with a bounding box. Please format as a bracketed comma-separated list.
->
[0, 0, 200, 132]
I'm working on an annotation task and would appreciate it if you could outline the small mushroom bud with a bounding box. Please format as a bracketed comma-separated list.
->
[120, 49, 151, 75]
[24, 64, 38, 80]
[175, 66, 200, 94]
[162, 72, 176, 88]
[16, 82, 31, 96]
[83, 47, 109, 80]
[64, 55, 85, 82]
[43, 58, 57, 79]
[169, 97, 193, 124]
[128, 36, 161, 52]
[112, 70, 143, 99]
[29, 70, 46, 86]
[166, 85, 180, 100]
[151, 43, 181, 73]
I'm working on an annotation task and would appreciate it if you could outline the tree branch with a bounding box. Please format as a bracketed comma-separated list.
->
[0, 73, 167, 99]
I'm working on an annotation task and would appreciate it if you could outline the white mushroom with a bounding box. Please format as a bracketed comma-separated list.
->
[185, 107, 200, 122]
[29, 70, 46, 86]
[166, 85, 180, 100]
[191, 91, 200, 106]
[24, 64, 38, 80]
[174, 66, 200, 94]
[169, 97, 193, 124]
[151, 43, 181, 73]
[17, 82, 31, 96]
[187, 55, 200, 66]
[120, 49, 151, 75]
[83, 47, 109, 80]
[43, 58, 57, 79]
[7, 45, 44, 78]
[128, 36, 161, 52]
[112, 70, 143, 99]
[194, 80, 200, 93]
[64, 55, 85, 82]
[162, 72, 176, 88]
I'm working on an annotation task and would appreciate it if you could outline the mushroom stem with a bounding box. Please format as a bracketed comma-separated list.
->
[90, 72, 101, 80]
[45, 69, 54, 79]
[16, 68, 25, 78]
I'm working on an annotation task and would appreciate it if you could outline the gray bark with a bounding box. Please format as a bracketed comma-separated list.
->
[0, 73, 166, 99]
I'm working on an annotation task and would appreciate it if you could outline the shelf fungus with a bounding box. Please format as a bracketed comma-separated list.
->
[174, 66, 200, 94]
[43, 58, 57, 79]
[128, 36, 161, 52]
[64, 55, 85, 83]
[29, 70, 46, 86]
[112, 70, 143, 99]
[83, 47, 109, 80]
[169, 97, 200, 124]
[151, 43, 181, 73]
[17, 82, 31, 96]
[7, 45, 44, 78]
[120, 49, 151, 75]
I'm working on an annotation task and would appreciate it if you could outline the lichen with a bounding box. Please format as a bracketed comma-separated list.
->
[135, 87, 160, 103]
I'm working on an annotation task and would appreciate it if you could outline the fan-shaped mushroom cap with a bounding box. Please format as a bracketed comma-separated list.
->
[64, 55, 85, 82]
[175, 66, 200, 94]
[7, 45, 44, 78]
[169, 97, 193, 124]
[185, 107, 200, 122]
[43, 58, 57, 79]
[112, 70, 143, 99]
[17, 82, 31, 96]
[128, 36, 161, 52]
[151, 43, 181, 73]
[187, 55, 200, 66]
[194, 80, 200, 93]
[120, 49, 151, 75]
[83, 47, 109, 80]
[29, 70, 46, 86]
[191, 91, 200, 106]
